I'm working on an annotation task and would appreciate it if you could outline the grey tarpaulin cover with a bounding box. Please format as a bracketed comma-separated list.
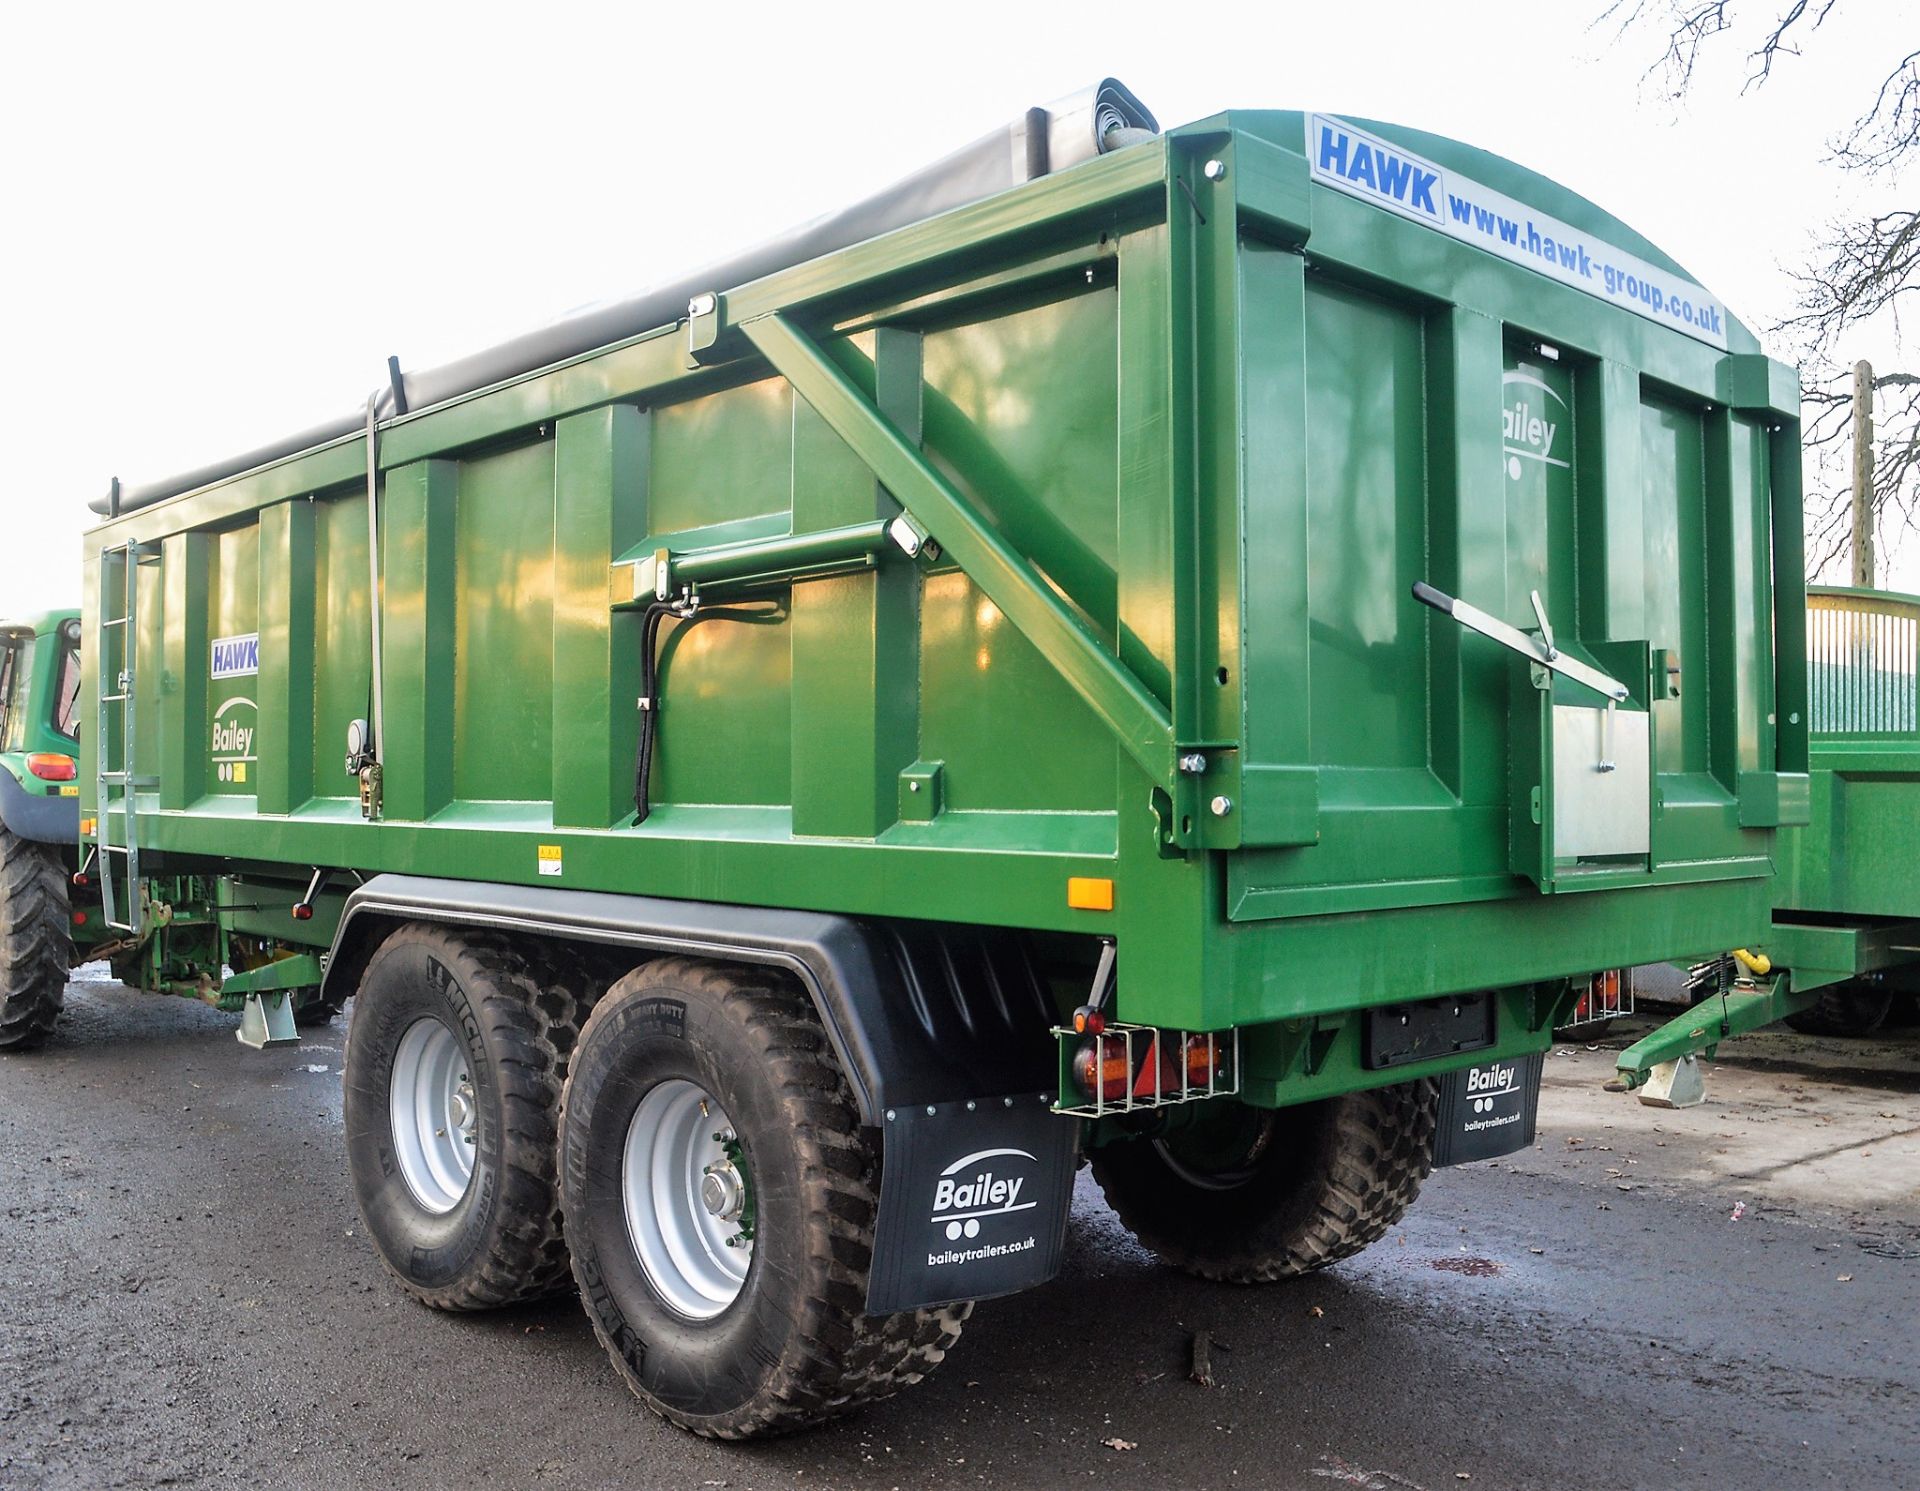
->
[92, 79, 1156, 517]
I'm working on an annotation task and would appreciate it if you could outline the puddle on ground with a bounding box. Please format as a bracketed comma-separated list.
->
[1428, 1256, 1503, 1277]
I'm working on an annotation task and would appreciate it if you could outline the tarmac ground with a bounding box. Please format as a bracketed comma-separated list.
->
[2, 970, 1916, 1490]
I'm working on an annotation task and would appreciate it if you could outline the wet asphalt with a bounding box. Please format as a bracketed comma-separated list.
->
[3, 971, 1917, 1491]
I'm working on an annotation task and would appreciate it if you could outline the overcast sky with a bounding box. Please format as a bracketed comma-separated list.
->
[2, 0, 1910, 615]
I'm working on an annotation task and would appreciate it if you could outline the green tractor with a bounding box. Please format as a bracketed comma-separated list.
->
[0, 610, 89, 1047]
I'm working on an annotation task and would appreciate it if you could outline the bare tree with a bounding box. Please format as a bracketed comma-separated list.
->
[1605, 3, 1917, 579]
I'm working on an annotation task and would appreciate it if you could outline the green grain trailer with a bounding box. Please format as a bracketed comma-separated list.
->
[1775, 585, 1920, 1031]
[1616, 585, 1920, 1100]
[42, 84, 1806, 1435]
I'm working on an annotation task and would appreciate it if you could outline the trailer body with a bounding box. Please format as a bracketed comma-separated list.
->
[84, 111, 1802, 1026]
[56, 92, 1806, 1431]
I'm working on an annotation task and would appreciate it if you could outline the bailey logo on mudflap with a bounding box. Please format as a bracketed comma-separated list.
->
[926, 1145, 1042, 1271]
[930, 1147, 1036, 1241]
[1434, 1053, 1544, 1167]
[867, 1100, 1073, 1314]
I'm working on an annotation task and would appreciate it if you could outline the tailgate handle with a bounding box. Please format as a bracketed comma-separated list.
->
[1412, 581, 1628, 703]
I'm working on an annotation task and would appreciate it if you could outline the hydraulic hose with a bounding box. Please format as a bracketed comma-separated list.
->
[633, 599, 785, 824]
[632, 601, 677, 826]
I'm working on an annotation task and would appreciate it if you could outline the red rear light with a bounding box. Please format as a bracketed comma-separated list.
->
[1072, 1034, 1133, 1103]
[1182, 1033, 1222, 1087]
[1573, 968, 1623, 1023]
[71, 911, 87, 927]
[27, 753, 76, 782]
[1069, 1027, 1238, 1109]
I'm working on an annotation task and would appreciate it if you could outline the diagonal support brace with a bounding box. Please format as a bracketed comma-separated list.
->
[742, 311, 1177, 789]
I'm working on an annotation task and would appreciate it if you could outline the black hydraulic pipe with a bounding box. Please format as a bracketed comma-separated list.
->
[633, 600, 784, 824]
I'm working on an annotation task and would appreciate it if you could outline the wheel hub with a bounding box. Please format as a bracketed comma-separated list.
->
[621, 1080, 754, 1319]
[700, 1164, 744, 1220]
[449, 1079, 476, 1138]
[389, 1016, 478, 1214]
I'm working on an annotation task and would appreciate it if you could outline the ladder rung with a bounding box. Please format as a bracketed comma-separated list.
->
[100, 693, 130, 703]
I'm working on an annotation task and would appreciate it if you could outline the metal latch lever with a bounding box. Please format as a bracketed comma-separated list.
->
[1412, 581, 1628, 703]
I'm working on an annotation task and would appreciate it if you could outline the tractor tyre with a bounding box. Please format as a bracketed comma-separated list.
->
[0, 827, 70, 1050]
[343, 923, 588, 1310]
[559, 956, 969, 1439]
[1091, 1082, 1438, 1282]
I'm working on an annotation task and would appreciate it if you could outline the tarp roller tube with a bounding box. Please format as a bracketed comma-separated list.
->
[91, 79, 1157, 517]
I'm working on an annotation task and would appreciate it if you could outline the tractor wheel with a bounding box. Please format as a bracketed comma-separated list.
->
[342, 924, 587, 1310]
[559, 956, 969, 1439]
[0, 827, 70, 1050]
[1784, 980, 1895, 1038]
[1091, 1082, 1438, 1282]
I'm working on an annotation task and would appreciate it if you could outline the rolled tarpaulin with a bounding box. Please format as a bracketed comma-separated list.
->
[93, 78, 1157, 517]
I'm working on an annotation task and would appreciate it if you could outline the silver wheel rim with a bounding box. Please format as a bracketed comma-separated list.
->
[389, 1016, 477, 1213]
[622, 1079, 753, 1320]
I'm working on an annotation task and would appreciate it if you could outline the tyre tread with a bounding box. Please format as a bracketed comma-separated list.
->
[0, 828, 69, 1051]
[1093, 1082, 1438, 1283]
[357, 927, 597, 1312]
[566, 955, 968, 1439]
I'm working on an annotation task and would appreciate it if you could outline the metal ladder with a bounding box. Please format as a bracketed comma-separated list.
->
[94, 542, 158, 935]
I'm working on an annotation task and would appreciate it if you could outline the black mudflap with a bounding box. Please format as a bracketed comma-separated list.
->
[1432, 1052, 1544, 1167]
[866, 1095, 1077, 1314]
